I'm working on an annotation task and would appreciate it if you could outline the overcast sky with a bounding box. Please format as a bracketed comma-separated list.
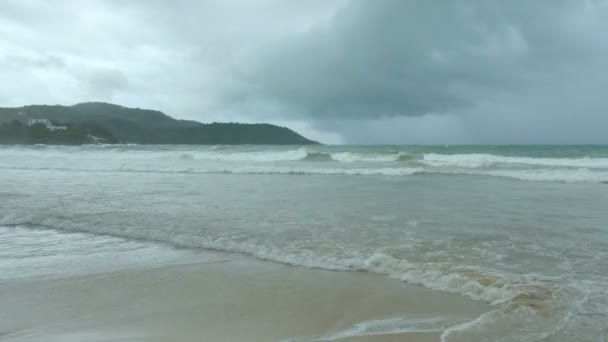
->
[1, 0, 608, 144]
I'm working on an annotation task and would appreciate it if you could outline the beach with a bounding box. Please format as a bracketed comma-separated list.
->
[1, 249, 490, 342]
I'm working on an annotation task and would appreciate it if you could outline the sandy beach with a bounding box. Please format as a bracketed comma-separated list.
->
[0, 252, 490, 342]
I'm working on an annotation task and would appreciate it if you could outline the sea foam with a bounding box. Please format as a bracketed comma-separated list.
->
[422, 153, 608, 169]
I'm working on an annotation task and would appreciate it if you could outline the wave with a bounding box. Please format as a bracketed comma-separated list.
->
[152, 148, 311, 162]
[2, 221, 577, 342]
[160, 149, 410, 163]
[2, 164, 608, 183]
[330, 152, 406, 162]
[301, 316, 468, 341]
[302, 151, 334, 162]
[0, 221, 590, 341]
[0, 165, 425, 176]
[128, 150, 608, 169]
[303, 151, 415, 163]
[422, 153, 608, 169]
[3, 145, 608, 167]
[3, 145, 608, 182]
[463, 168, 608, 183]
[0, 146, 310, 162]
[0, 147, 404, 163]
[1, 220, 517, 305]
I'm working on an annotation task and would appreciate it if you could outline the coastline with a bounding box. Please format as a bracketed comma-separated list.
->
[0, 252, 490, 342]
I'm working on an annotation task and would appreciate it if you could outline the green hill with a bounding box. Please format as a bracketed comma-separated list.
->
[0, 120, 118, 145]
[0, 102, 319, 145]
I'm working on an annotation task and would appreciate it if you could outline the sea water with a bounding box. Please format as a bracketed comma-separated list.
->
[1, 145, 607, 341]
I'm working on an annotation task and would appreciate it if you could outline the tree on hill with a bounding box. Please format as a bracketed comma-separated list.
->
[0, 102, 319, 145]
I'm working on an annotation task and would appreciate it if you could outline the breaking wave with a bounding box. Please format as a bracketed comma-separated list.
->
[422, 153, 608, 169]
[2, 164, 607, 183]
[0, 221, 581, 342]
[0, 220, 521, 306]
[1, 145, 608, 183]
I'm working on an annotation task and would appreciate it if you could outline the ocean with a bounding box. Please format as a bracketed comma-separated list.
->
[1, 144, 607, 341]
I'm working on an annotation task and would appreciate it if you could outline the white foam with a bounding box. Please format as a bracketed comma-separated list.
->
[190, 148, 309, 162]
[432, 167, 608, 183]
[423, 153, 608, 169]
[474, 168, 608, 183]
[307, 316, 464, 341]
[1, 220, 518, 307]
[226, 166, 424, 176]
[0, 164, 425, 177]
[440, 310, 496, 342]
[330, 152, 402, 163]
[5, 161, 608, 183]
[0, 146, 310, 162]
[4, 217, 600, 340]
[2, 147, 608, 183]
[362, 253, 515, 305]
[174, 240, 519, 307]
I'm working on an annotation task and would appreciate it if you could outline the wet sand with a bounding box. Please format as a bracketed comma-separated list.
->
[0, 253, 490, 342]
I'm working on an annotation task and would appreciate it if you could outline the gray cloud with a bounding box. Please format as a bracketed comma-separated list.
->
[81, 68, 130, 100]
[1, 54, 65, 68]
[1, 0, 608, 143]
[231, 1, 607, 118]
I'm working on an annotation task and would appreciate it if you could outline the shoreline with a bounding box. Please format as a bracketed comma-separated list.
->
[0, 251, 491, 342]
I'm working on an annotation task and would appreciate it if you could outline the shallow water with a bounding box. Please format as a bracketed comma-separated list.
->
[1, 145, 607, 341]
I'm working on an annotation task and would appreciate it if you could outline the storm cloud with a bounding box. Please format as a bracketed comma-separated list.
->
[1, 0, 608, 143]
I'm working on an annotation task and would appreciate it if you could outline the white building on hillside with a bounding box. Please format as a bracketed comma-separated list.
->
[28, 119, 51, 126]
[27, 119, 67, 131]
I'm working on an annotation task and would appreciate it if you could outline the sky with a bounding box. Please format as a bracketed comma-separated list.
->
[1, 0, 608, 144]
